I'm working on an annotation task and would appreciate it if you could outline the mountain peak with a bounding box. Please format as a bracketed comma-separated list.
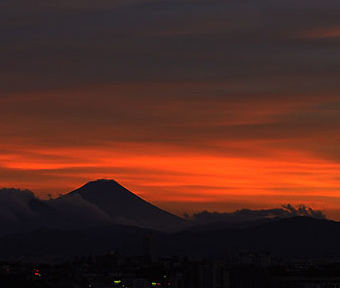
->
[78, 179, 135, 197]
[67, 179, 183, 229]
[86, 179, 120, 185]
[79, 179, 128, 191]
[94, 178, 118, 183]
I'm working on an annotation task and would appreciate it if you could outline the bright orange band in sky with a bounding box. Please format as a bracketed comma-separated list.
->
[1, 0, 340, 219]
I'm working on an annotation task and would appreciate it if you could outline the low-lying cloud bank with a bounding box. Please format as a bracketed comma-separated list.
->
[0, 187, 327, 236]
[185, 204, 326, 224]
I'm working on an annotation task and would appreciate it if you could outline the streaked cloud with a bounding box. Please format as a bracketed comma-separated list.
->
[1, 0, 340, 218]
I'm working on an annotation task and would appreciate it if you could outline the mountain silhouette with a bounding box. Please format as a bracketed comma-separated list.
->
[0, 180, 184, 236]
[63, 179, 183, 229]
[0, 180, 336, 261]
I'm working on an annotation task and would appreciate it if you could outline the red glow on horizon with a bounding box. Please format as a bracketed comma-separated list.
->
[1, 85, 340, 219]
[1, 142, 340, 218]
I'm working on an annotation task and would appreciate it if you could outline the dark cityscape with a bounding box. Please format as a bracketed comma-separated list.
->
[3, 249, 340, 288]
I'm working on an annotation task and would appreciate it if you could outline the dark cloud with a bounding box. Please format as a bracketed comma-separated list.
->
[0, 187, 112, 234]
[188, 204, 326, 224]
[1, 0, 340, 92]
[1, 0, 340, 218]
[0, 188, 36, 223]
[49, 193, 111, 225]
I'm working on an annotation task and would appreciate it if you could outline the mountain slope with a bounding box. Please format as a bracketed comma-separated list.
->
[64, 179, 183, 229]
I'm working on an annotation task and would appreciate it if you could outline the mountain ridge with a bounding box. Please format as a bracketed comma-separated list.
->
[0, 216, 338, 260]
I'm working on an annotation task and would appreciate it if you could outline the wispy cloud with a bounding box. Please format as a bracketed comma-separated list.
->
[1, 0, 340, 218]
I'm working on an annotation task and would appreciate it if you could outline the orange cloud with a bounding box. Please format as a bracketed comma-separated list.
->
[1, 140, 340, 218]
[1, 81, 340, 219]
[297, 27, 340, 39]
[2, 0, 340, 221]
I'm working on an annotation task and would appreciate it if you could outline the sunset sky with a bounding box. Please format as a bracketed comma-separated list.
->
[1, 0, 340, 219]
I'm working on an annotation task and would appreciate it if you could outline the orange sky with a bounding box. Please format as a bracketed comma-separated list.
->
[1, 0, 340, 219]
[1, 85, 340, 219]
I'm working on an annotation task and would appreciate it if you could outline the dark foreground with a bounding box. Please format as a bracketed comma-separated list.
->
[2, 252, 340, 288]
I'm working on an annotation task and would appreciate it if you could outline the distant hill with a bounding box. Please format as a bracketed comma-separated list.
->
[1, 180, 337, 260]
[183, 217, 281, 232]
[166, 216, 340, 257]
[0, 216, 339, 260]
